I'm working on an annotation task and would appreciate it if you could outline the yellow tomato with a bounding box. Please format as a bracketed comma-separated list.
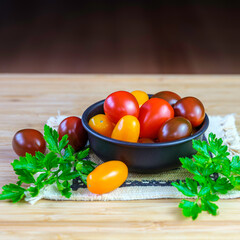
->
[88, 114, 114, 138]
[87, 161, 128, 194]
[111, 115, 140, 143]
[131, 90, 149, 107]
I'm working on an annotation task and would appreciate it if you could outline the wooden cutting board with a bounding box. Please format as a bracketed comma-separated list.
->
[0, 74, 240, 240]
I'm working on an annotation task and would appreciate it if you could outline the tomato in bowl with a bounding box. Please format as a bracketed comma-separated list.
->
[82, 95, 209, 173]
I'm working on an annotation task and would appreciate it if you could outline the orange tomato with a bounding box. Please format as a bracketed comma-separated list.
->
[87, 161, 128, 194]
[111, 115, 140, 143]
[131, 90, 149, 107]
[88, 114, 114, 138]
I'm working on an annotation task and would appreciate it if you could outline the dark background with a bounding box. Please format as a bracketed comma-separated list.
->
[0, 0, 239, 74]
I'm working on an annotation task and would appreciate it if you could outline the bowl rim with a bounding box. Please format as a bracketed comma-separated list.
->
[82, 98, 209, 148]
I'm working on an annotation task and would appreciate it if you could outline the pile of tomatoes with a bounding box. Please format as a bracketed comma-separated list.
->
[89, 90, 205, 143]
[11, 90, 205, 196]
[12, 116, 128, 195]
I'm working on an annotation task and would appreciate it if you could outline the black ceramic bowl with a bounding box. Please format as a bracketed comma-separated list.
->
[82, 98, 209, 173]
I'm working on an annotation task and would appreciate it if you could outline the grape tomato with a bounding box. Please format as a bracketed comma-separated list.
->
[89, 114, 114, 138]
[58, 116, 88, 151]
[131, 90, 149, 107]
[174, 97, 205, 127]
[111, 115, 140, 143]
[104, 91, 139, 124]
[138, 98, 174, 139]
[152, 91, 181, 107]
[12, 129, 46, 156]
[158, 117, 192, 142]
[87, 161, 128, 194]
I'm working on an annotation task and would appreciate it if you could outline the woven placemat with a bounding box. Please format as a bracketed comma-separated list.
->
[26, 114, 240, 204]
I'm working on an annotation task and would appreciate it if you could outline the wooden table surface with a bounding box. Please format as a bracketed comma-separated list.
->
[0, 74, 240, 240]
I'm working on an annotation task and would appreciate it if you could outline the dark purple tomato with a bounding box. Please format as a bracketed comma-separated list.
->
[158, 117, 192, 142]
[191, 128, 199, 134]
[152, 91, 181, 107]
[173, 97, 205, 127]
[58, 116, 88, 152]
[12, 129, 46, 156]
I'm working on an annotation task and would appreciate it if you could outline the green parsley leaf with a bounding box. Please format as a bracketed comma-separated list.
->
[179, 157, 200, 176]
[179, 200, 202, 220]
[58, 171, 80, 181]
[63, 145, 75, 159]
[201, 199, 218, 216]
[44, 152, 59, 171]
[77, 148, 90, 160]
[192, 139, 210, 158]
[0, 124, 95, 203]
[43, 125, 59, 153]
[212, 177, 234, 194]
[185, 178, 198, 195]
[172, 132, 240, 220]
[231, 156, 240, 175]
[0, 184, 25, 202]
[172, 181, 196, 197]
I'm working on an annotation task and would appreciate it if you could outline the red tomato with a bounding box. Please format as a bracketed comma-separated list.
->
[111, 115, 140, 143]
[174, 97, 205, 127]
[138, 98, 174, 139]
[58, 116, 88, 151]
[138, 138, 155, 144]
[12, 129, 46, 156]
[104, 91, 139, 124]
[87, 161, 128, 194]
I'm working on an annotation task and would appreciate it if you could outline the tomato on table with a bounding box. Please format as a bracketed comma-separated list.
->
[12, 129, 46, 156]
[58, 116, 88, 151]
[138, 98, 174, 139]
[111, 115, 140, 143]
[174, 97, 205, 127]
[88, 114, 114, 138]
[104, 91, 139, 124]
[87, 161, 128, 194]
[131, 90, 149, 107]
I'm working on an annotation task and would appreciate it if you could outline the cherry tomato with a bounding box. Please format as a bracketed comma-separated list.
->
[138, 138, 154, 144]
[87, 161, 128, 194]
[88, 114, 114, 138]
[58, 116, 88, 151]
[131, 90, 149, 107]
[152, 91, 181, 107]
[111, 115, 140, 143]
[104, 91, 139, 124]
[174, 97, 205, 127]
[138, 98, 174, 139]
[12, 129, 46, 156]
[158, 117, 192, 142]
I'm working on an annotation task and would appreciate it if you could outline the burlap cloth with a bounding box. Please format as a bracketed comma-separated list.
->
[26, 114, 240, 204]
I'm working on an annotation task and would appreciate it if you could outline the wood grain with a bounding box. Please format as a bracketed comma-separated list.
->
[0, 74, 240, 240]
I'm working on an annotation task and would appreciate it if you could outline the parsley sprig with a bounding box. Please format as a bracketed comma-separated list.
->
[172, 133, 240, 220]
[0, 125, 96, 202]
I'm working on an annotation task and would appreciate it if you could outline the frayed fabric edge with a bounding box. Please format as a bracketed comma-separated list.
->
[25, 114, 240, 204]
